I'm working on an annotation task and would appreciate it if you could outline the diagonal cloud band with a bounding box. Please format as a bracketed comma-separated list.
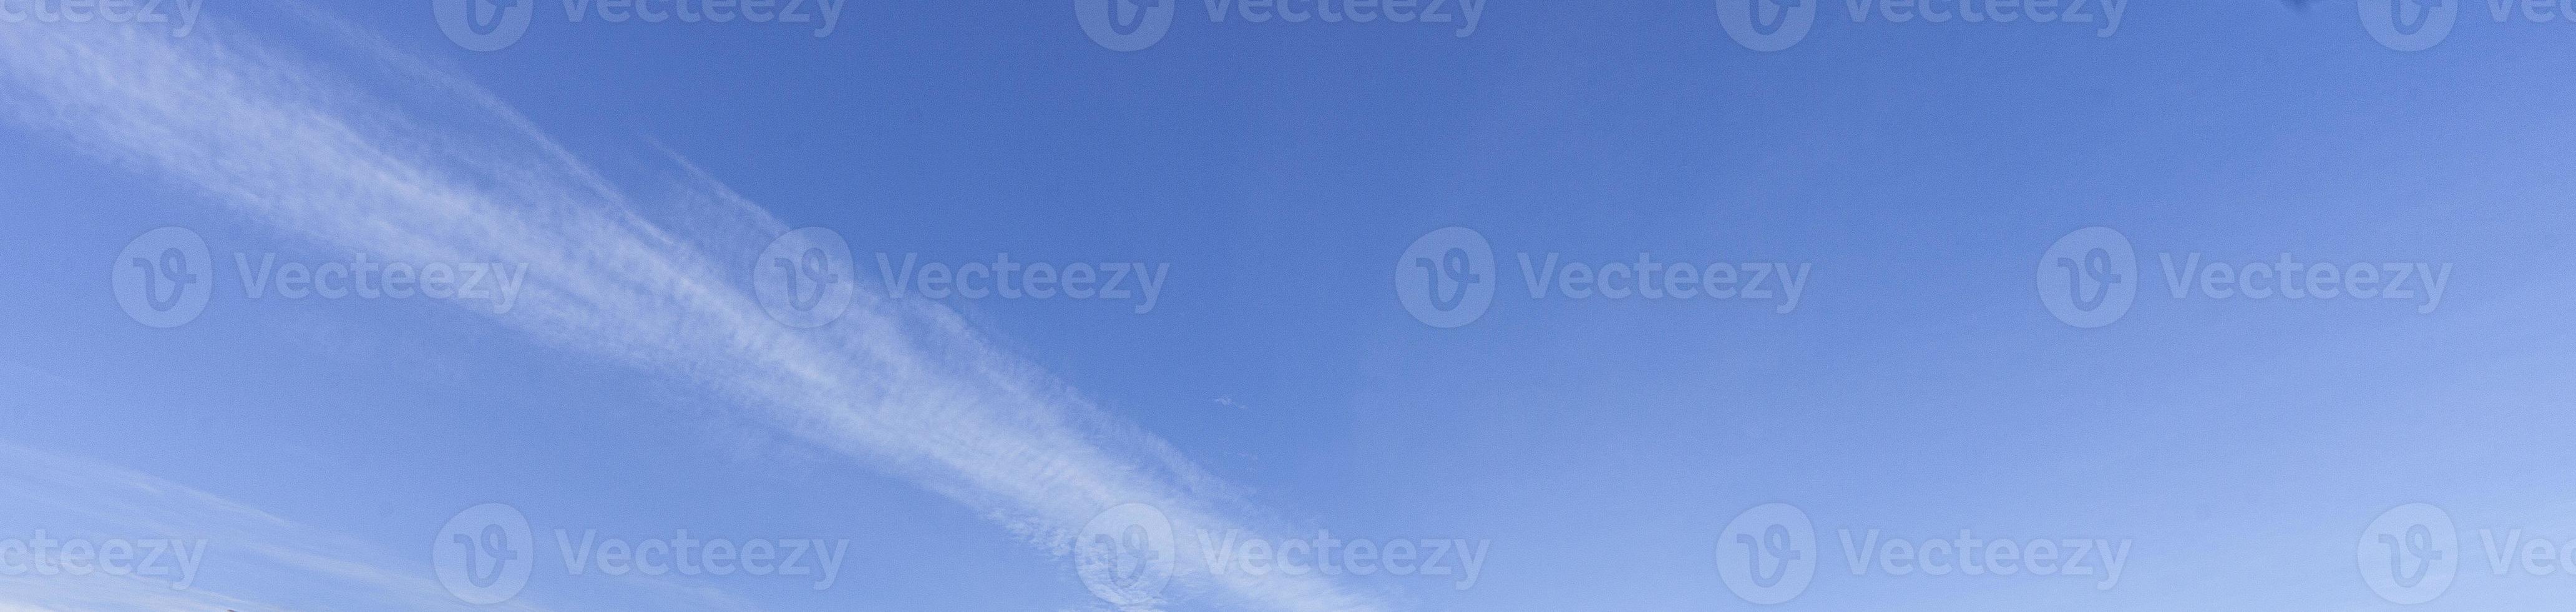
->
[0, 5, 1392, 611]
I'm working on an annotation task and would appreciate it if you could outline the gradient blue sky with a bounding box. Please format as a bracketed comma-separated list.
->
[3, 1, 2574, 610]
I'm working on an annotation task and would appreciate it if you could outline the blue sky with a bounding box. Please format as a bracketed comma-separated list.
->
[2, 0, 2574, 610]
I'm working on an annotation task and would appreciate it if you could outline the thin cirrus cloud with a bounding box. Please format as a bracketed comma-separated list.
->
[0, 441, 552, 612]
[0, 2, 1387, 611]
[0, 438, 773, 611]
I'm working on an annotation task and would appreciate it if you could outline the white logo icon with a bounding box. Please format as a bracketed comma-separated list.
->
[112, 227, 213, 328]
[1076, 503, 1178, 608]
[1076, 0, 1178, 52]
[1717, 0, 1817, 52]
[2359, 503, 2457, 605]
[1716, 503, 1817, 604]
[2359, 0, 2457, 52]
[434, 503, 535, 605]
[1395, 227, 1496, 328]
[435, 0, 537, 52]
[754, 227, 860, 328]
[2036, 227, 2137, 328]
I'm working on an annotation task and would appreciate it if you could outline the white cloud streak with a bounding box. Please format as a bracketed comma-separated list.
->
[0, 442, 560, 612]
[0, 5, 1390, 611]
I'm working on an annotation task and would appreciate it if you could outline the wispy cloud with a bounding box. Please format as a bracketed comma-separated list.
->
[0, 442, 530, 612]
[0, 4, 1390, 610]
[0, 438, 787, 611]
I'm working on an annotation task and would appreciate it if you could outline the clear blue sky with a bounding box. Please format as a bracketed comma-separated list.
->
[2, 1, 2574, 610]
